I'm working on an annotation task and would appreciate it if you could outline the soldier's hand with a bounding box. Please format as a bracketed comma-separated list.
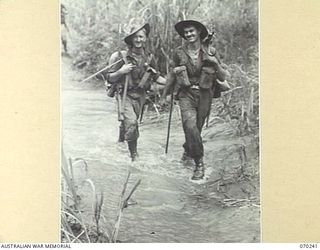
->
[119, 63, 135, 75]
[209, 56, 219, 66]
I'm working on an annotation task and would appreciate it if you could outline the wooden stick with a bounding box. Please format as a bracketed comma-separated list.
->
[80, 58, 123, 83]
[165, 92, 174, 154]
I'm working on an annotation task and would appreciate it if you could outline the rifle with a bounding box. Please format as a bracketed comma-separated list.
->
[81, 58, 123, 83]
[119, 52, 131, 121]
[202, 31, 215, 54]
[116, 85, 123, 121]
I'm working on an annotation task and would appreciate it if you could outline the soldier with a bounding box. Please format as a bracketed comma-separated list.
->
[161, 20, 228, 180]
[61, 4, 69, 54]
[105, 22, 165, 161]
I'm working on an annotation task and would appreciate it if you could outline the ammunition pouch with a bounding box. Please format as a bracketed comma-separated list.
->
[199, 67, 216, 89]
[173, 66, 191, 88]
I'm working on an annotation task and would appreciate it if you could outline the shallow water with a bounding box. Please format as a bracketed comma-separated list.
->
[62, 60, 260, 243]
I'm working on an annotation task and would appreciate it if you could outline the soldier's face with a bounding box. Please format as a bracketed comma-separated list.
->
[132, 29, 147, 48]
[184, 26, 200, 43]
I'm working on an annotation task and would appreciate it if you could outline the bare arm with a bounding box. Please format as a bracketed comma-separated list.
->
[206, 47, 229, 81]
[161, 72, 175, 98]
[161, 50, 180, 99]
[106, 51, 135, 83]
[214, 61, 228, 81]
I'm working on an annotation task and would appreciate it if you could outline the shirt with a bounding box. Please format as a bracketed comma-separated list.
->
[172, 45, 202, 86]
[106, 48, 159, 89]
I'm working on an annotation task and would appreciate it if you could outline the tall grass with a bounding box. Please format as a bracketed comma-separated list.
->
[63, 0, 258, 132]
[62, 1, 259, 159]
[61, 148, 141, 243]
[61, 148, 91, 242]
[64, 0, 257, 71]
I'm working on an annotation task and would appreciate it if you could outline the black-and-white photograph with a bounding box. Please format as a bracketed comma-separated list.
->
[61, 0, 259, 243]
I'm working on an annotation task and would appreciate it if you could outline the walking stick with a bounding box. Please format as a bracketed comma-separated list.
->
[165, 92, 174, 154]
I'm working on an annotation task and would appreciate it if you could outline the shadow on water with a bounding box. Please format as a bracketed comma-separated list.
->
[62, 59, 260, 243]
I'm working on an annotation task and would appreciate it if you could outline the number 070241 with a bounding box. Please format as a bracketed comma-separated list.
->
[300, 244, 318, 248]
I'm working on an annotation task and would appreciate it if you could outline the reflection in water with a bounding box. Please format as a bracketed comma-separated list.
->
[62, 87, 260, 243]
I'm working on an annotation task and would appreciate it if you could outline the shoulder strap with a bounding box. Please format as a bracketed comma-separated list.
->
[119, 51, 128, 64]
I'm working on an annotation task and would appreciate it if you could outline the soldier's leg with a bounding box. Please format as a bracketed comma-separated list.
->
[123, 97, 141, 161]
[192, 89, 214, 180]
[197, 89, 214, 132]
[179, 91, 205, 180]
[181, 141, 192, 162]
[179, 90, 203, 160]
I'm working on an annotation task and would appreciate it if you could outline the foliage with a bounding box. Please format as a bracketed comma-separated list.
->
[61, 148, 141, 243]
[63, 0, 259, 133]
[63, 0, 258, 71]
[61, 0, 259, 241]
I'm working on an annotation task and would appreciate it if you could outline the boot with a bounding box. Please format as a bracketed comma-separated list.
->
[192, 157, 205, 180]
[118, 123, 125, 143]
[128, 140, 138, 161]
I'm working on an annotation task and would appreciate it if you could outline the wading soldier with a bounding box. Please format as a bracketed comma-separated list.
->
[162, 20, 228, 180]
[105, 22, 165, 161]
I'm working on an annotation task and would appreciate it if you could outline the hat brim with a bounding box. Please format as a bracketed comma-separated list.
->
[124, 23, 150, 45]
[174, 20, 208, 40]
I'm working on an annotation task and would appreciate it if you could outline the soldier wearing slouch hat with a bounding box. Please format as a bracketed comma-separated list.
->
[105, 20, 165, 161]
[161, 20, 229, 180]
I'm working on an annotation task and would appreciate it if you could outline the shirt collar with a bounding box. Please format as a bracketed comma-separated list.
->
[181, 43, 206, 54]
[127, 48, 149, 61]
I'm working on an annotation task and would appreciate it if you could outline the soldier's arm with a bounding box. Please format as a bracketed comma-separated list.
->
[106, 51, 135, 83]
[209, 47, 229, 81]
[105, 52, 124, 83]
[161, 72, 176, 98]
[214, 59, 228, 81]
[148, 55, 166, 85]
[161, 51, 179, 98]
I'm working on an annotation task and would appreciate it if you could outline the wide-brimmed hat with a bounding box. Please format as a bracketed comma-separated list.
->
[174, 20, 208, 40]
[124, 22, 150, 45]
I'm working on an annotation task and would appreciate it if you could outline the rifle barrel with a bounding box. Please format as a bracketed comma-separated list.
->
[80, 58, 123, 83]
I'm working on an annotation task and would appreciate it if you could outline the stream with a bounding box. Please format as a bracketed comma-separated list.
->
[62, 58, 260, 243]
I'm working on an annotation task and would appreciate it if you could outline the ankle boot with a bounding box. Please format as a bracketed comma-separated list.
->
[192, 157, 205, 180]
[128, 140, 138, 161]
